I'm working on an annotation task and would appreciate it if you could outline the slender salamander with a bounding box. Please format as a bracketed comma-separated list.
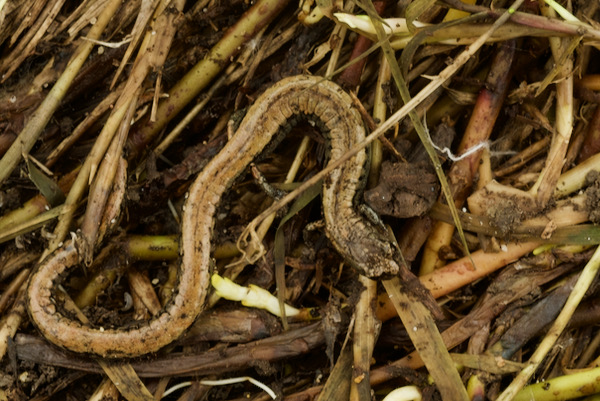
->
[26, 75, 400, 358]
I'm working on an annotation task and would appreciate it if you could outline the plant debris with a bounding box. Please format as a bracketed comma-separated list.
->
[2, 0, 600, 400]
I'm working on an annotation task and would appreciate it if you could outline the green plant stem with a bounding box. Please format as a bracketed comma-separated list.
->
[513, 367, 600, 401]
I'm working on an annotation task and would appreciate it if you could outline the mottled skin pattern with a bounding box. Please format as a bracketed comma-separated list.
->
[26, 75, 399, 358]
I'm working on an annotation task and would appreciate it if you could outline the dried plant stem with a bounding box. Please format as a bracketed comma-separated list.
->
[322, 1, 353, 78]
[152, 75, 227, 158]
[0, 0, 67, 79]
[74, 268, 119, 309]
[316, 346, 352, 401]
[497, 245, 600, 400]
[494, 136, 550, 178]
[556, 151, 600, 197]
[529, 2, 575, 206]
[130, 0, 291, 152]
[382, 278, 469, 401]
[419, 40, 515, 275]
[367, 54, 391, 188]
[80, 98, 134, 263]
[350, 276, 378, 401]
[127, 268, 162, 316]
[80, 102, 134, 265]
[45, 1, 183, 258]
[88, 379, 120, 401]
[0, 0, 122, 186]
[98, 360, 155, 401]
[349, 26, 386, 397]
[0, 205, 62, 245]
[154, 19, 301, 161]
[444, 1, 600, 40]
[0, 166, 77, 235]
[110, 0, 164, 88]
[43, 98, 131, 259]
[45, 82, 124, 167]
[0, 282, 26, 360]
